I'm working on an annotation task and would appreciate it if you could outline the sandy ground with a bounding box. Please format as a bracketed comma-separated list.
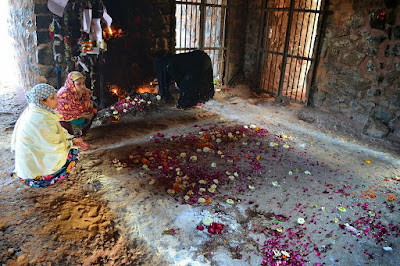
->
[0, 86, 399, 265]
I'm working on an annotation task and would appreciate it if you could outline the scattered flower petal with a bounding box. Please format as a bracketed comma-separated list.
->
[281, 251, 290, 257]
[202, 217, 214, 226]
[270, 142, 279, 147]
[203, 147, 211, 153]
[226, 199, 234, 204]
[198, 198, 206, 203]
[297, 218, 305, 224]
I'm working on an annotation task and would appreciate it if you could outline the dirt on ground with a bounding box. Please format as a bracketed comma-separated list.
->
[0, 86, 399, 265]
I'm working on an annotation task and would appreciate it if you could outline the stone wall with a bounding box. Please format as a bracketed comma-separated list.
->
[243, 0, 263, 88]
[225, 0, 249, 85]
[311, 0, 400, 138]
[8, 0, 58, 89]
[242, 0, 400, 138]
[34, 0, 56, 86]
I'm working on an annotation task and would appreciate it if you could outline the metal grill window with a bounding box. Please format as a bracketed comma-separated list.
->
[259, 0, 325, 104]
[176, 0, 227, 84]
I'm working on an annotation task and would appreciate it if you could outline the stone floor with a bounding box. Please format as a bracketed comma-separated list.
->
[0, 88, 399, 265]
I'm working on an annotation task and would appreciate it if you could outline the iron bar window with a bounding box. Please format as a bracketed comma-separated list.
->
[258, 0, 326, 104]
[175, 0, 227, 84]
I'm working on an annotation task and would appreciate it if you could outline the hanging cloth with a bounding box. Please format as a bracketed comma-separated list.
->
[82, 7, 112, 33]
[47, 0, 69, 17]
[49, 0, 112, 28]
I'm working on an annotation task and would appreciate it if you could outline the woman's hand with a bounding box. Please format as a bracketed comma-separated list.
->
[80, 112, 94, 119]
[72, 137, 90, 151]
[72, 137, 83, 146]
[80, 142, 90, 151]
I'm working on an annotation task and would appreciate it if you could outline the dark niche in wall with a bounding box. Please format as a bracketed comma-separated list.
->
[370, 10, 387, 30]
[103, 0, 158, 90]
[384, 0, 399, 9]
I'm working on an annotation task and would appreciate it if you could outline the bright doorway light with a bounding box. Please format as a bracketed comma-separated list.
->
[0, 1, 19, 96]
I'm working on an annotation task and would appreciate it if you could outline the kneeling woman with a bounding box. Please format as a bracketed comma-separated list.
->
[11, 84, 84, 187]
[57, 71, 95, 139]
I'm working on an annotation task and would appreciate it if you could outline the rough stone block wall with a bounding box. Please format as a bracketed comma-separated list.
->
[225, 0, 248, 86]
[34, 0, 56, 87]
[150, 0, 175, 56]
[311, 0, 400, 138]
[243, 0, 263, 88]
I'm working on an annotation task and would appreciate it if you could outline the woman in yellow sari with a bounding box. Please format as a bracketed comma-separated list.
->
[11, 84, 83, 187]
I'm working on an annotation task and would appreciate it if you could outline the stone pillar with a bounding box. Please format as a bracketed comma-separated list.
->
[225, 0, 249, 86]
[34, 0, 57, 87]
[8, 0, 39, 89]
[243, 0, 263, 88]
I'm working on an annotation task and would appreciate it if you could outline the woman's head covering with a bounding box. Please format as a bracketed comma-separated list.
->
[61, 72, 85, 94]
[57, 71, 92, 121]
[69, 71, 84, 82]
[26, 83, 57, 114]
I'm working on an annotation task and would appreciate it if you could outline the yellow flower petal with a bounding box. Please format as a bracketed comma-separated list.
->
[226, 199, 234, 204]
[198, 198, 206, 203]
[202, 217, 214, 226]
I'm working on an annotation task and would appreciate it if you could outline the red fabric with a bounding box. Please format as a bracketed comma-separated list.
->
[57, 73, 92, 121]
